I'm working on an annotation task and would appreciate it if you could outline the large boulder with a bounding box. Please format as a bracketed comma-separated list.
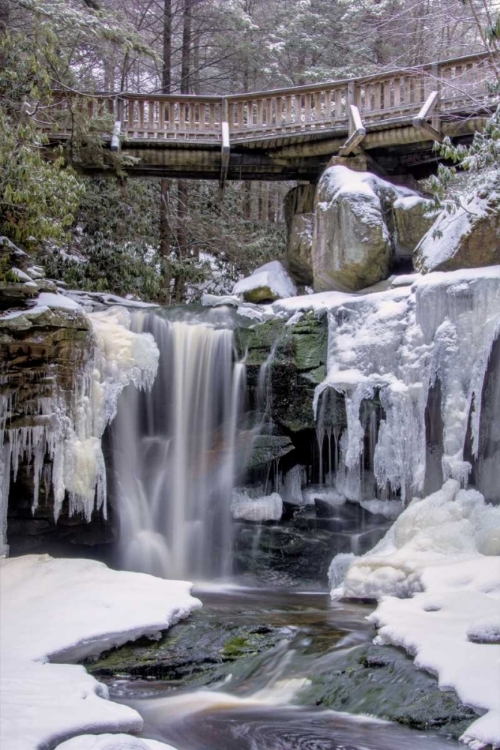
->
[287, 214, 314, 286]
[312, 166, 393, 292]
[312, 166, 434, 292]
[284, 184, 316, 286]
[415, 188, 500, 272]
[392, 195, 437, 259]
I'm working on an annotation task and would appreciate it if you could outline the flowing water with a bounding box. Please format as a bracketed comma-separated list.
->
[112, 310, 248, 580]
[108, 586, 461, 750]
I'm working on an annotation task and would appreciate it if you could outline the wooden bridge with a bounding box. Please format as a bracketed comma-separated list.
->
[42, 52, 498, 184]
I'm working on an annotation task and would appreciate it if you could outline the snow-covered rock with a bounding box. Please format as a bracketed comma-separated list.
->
[338, 479, 500, 599]
[231, 491, 283, 521]
[415, 182, 500, 273]
[233, 261, 297, 303]
[0, 554, 201, 750]
[331, 480, 500, 750]
[312, 166, 426, 292]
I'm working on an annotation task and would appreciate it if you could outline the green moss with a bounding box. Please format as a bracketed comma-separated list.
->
[222, 635, 251, 657]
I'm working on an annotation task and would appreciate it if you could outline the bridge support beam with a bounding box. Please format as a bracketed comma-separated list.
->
[339, 104, 366, 156]
[412, 90, 443, 143]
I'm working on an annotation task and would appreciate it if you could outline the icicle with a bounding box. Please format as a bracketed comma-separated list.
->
[0, 305, 160, 553]
[315, 268, 500, 501]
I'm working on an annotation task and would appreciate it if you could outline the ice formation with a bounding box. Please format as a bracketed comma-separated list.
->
[314, 267, 500, 501]
[338, 479, 500, 600]
[0, 305, 159, 554]
[231, 491, 283, 522]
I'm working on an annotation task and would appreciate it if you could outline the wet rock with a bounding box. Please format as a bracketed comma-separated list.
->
[246, 435, 295, 470]
[301, 643, 478, 739]
[235, 312, 328, 434]
[87, 610, 289, 683]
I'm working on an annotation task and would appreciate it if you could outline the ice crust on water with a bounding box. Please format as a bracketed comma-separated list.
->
[332, 480, 500, 749]
[231, 490, 283, 522]
[0, 304, 159, 554]
[55, 736, 177, 750]
[0, 554, 200, 750]
[314, 267, 500, 500]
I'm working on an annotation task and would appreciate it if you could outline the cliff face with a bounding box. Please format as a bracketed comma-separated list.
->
[0, 304, 111, 557]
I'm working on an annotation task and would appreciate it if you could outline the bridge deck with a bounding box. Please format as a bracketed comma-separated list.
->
[40, 52, 498, 181]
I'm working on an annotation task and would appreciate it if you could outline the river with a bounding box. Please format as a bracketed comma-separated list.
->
[105, 585, 463, 750]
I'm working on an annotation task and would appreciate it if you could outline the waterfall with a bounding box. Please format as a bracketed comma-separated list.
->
[112, 312, 246, 580]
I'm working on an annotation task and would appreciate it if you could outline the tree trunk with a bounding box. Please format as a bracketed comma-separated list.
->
[0, 0, 9, 36]
[174, 0, 193, 302]
[159, 0, 173, 304]
[180, 0, 192, 95]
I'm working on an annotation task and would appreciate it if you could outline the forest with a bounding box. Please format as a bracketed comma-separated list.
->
[1, 0, 497, 301]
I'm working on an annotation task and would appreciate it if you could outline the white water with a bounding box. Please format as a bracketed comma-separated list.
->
[113, 313, 247, 580]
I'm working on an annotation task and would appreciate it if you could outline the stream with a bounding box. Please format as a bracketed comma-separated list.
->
[102, 585, 465, 750]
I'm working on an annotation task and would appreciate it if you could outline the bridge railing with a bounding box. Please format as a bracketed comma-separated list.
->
[40, 52, 497, 144]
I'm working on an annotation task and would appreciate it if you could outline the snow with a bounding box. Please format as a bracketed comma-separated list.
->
[37, 292, 84, 311]
[233, 261, 297, 300]
[272, 289, 355, 315]
[393, 194, 430, 211]
[334, 481, 500, 749]
[390, 273, 421, 288]
[231, 490, 283, 521]
[339, 479, 500, 599]
[201, 293, 240, 308]
[66, 290, 158, 310]
[370, 557, 500, 750]
[56, 737, 177, 750]
[11, 267, 33, 282]
[0, 554, 200, 750]
[320, 165, 415, 207]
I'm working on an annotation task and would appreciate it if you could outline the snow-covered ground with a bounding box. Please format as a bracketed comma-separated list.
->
[331, 480, 500, 750]
[0, 555, 201, 750]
